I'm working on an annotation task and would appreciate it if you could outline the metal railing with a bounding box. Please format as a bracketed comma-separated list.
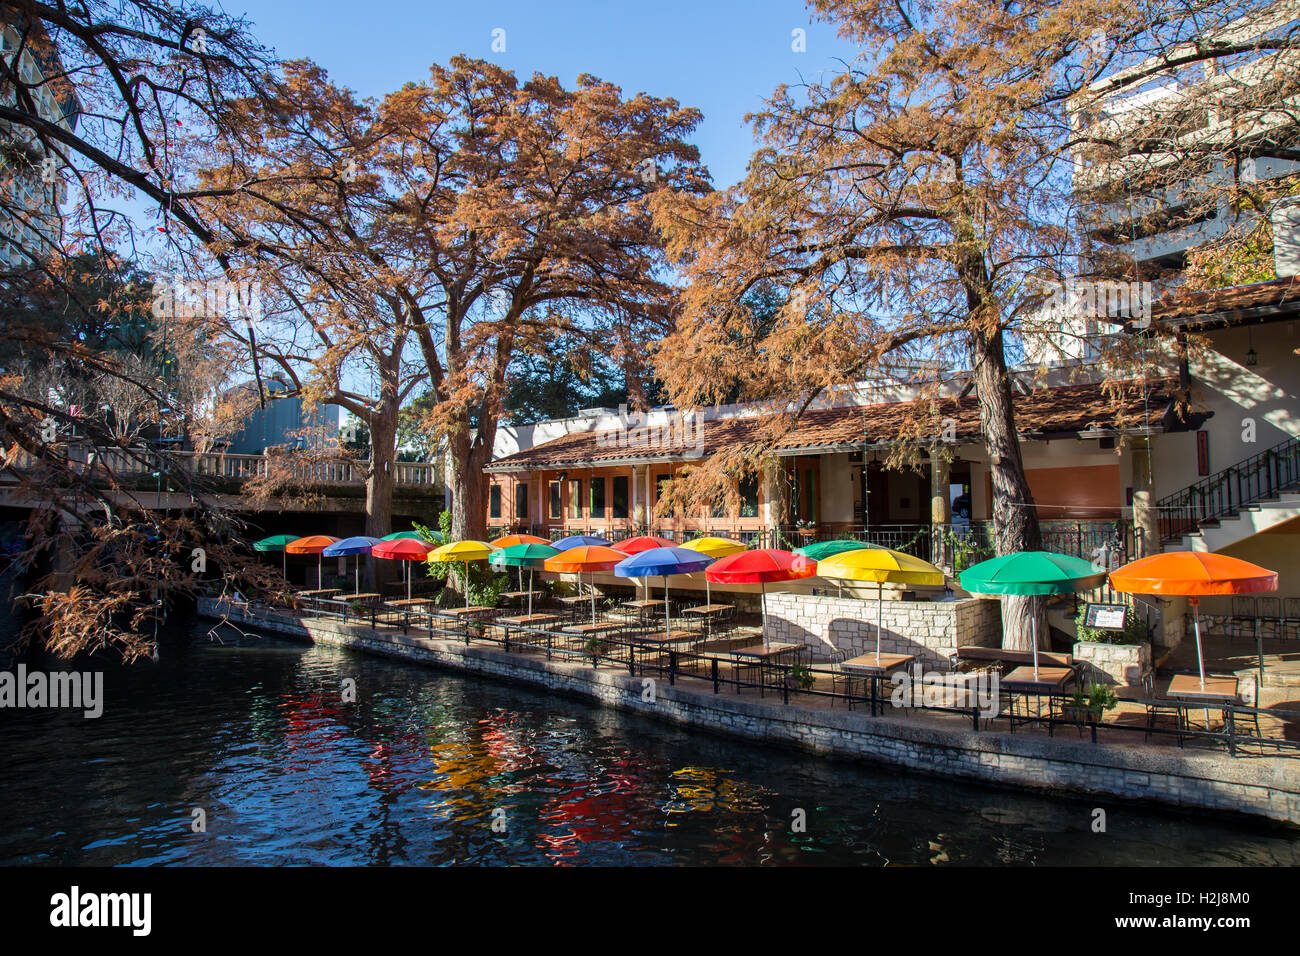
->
[273, 597, 1300, 758]
[1156, 434, 1300, 542]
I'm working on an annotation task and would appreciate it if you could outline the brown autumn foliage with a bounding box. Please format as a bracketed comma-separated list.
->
[195, 56, 711, 542]
[0, 1, 289, 660]
[650, 0, 1288, 647]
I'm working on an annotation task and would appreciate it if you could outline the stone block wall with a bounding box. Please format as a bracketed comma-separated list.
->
[765, 593, 1001, 664]
[1073, 641, 1153, 687]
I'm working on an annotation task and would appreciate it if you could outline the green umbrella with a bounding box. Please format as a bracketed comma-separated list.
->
[794, 539, 883, 562]
[490, 543, 559, 616]
[253, 534, 300, 577]
[959, 551, 1107, 678]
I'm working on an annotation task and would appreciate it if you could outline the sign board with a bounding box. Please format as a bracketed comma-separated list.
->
[1084, 603, 1128, 631]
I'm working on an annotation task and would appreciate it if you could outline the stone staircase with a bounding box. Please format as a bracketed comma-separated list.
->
[1157, 434, 1300, 553]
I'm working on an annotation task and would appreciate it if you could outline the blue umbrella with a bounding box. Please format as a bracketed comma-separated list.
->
[615, 547, 714, 640]
[323, 535, 381, 593]
[552, 534, 611, 550]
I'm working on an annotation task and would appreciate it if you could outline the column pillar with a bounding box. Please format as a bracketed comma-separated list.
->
[1131, 436, 1158, 559]
[760, 457, 790, 545]
[632, 464, 647, 529]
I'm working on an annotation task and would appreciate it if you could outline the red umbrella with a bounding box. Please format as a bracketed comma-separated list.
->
[371, 537, 436, 601]
[705, 549, 815, 647]
[611, 536, 676, 600]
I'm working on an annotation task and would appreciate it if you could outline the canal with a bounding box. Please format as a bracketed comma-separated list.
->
[1, 625, 1297, 866]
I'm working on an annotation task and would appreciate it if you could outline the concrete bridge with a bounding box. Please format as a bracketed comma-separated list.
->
[0, 447, 445, 537]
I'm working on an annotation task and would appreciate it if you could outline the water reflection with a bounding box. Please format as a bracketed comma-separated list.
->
[0, 630, 1296, 866]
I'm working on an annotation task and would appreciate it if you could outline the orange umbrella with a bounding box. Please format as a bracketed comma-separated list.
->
[544, 545, 626, 624]
[285, 535, 341, 589]
[491, 534, 549, 548]
[1109, 551, 1278, 687]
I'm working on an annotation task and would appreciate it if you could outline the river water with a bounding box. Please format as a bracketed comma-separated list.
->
[1, 627, 1296, 866]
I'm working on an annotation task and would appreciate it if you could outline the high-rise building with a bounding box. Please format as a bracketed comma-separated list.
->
[0, 14, 79, 269]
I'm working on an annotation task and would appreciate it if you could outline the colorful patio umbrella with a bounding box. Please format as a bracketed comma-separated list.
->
[489, 542, 559, 615]
[611, 536, 676, 599]
[323, 535, 381, 594]
[284, 535, 340, 589]
[491, 534, 549, 548]
[705, 549, 816, 647]
[253, 534, 300, 576]
[490, 534, 550, 589]
[959, 551, 1107, 678]
[429, 539, 495, 608]
[1109, 551, 1278, 688]
[544, 545, 627, 624]
[373, 537, 438, 601]
[614, 547, 714, 640]
[552, 534, 611, 550]
[383, 529, 445, 543]
[794, 539, 882, 562]
[816, 548, 946, 662]
[680, 536, 747, 605]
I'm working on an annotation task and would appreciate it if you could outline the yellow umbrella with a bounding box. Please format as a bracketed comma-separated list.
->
[429, 540, 496, 608]
[681, 537, 747, 606]
[816, 548, 946, 661]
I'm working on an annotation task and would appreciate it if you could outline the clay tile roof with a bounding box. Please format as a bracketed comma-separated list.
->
[486, 379, 1174, 472]
[1151, 277, 1300, 322]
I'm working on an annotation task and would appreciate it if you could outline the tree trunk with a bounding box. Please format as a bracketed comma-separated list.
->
[364, 408, 398, 590]
[448, 428, 490, 542]
[969, 325, 1044, 651]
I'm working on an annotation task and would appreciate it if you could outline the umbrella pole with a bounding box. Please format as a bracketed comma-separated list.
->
[876, 583, 883, 661]
[282, 551, 287, 578]
[317, 555, 322, 590]
[1032, 610, 1040, 680]
[408, 561, 413, 602]
[1192, 597, 1205, 688]
[355, 558, 359, 594]
[464, 561, 470, 609]
[590, 572, 597, 624]
[664, 575, 671, 641]
[528, 567, 534, 617]
[761, 582, 768, 649]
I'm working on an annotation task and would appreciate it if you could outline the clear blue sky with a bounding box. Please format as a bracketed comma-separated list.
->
[224, 0, 859, 188]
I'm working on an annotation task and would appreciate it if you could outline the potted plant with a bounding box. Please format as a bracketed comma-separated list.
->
[785, 663, 816, 692]
[348, 598, 367, 618]
[1063, 681, 1119, 723]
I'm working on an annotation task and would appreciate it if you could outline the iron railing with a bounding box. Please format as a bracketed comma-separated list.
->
[1156, 434, 1300, 542]
[257, 596, 1300, 758]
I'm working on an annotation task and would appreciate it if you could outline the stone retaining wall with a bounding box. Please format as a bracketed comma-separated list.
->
[765, 593, 1001, 663]
[199, 599, 1300, 827]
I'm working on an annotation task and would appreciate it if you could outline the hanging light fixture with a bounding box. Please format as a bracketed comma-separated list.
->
[1246, 324, 1258, 366]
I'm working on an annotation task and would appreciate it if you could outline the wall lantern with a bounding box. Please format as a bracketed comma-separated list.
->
[1247, 326, 1258, 367]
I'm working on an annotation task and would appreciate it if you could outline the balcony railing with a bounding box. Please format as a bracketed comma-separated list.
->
[8, 446, 441, 488]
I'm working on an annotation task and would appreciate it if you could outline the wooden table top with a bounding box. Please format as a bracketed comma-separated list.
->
[622, 600, 661, 609]
[634, 630, 699, 646]
[682, 604, 734, 615]
[445, 605, 495, 616]
[498, 613, 562, 626]
[731, 642, 802, 660]
[387, 598, 435, 607]
[841, 652, 915, 674]
[565, 621, 625, 634]
[1002, 665, 1074, 690]
[1166, 673, 1240, 702]
[299, 588, 342, 597]
[558, 595, 591, 605]
[339, 592, 381, 601]
[500, 590, 546, 599]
